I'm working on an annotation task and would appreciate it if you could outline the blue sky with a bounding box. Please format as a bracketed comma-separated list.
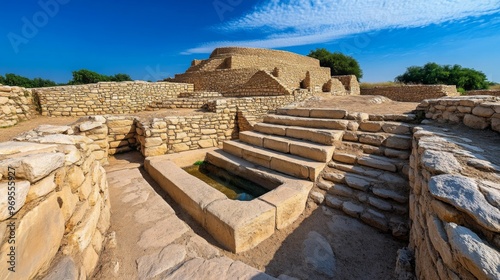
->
[1, 0, 499, 83]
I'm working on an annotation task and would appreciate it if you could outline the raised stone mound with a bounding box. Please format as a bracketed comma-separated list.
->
[172, 47, 347, 96]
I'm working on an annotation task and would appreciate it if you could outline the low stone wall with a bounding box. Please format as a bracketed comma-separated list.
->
[137, 92, 314, 157]
[0, 127, 111, 279]
[361, 85, 458, 102]
[409, 126, 500, 280]
[466, 90, 500, 96]
[0, 85, 36, 128]
[417, 96, 500, 132]
[334, 75, 360, 95]
[34, 81, 194, 117]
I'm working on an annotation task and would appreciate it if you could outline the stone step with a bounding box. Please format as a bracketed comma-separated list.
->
[329, 157, 409, 186]
[324, 194, 409, 238]
[322, 170, 408, 203]
[254, 123, 344, 146]
[332, 150, 409, 174]
[277, 108, 347, 119]
[343, 131, 412, 151]
[239, 131, 335, 162]
[223, 140, 325, 181]
[339, 142, 411, 160]
[263, 115, 355, 131]
[358, 121, 413, 135]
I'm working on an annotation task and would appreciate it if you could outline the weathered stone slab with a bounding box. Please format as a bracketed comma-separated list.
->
[309, 109, 347, 119]
[0, 142, 57, 157]
[357, 155, 397, 172]
[429, 175, 500, 232]
[0, 153, 64, 183]
[42, 256, 78, 280]
[259, 184, 309, 229]
[138, 216, 189, 249]
[422, 150, 462, 174]
[0, 194, 64, 280]
[136, 244, 186, 280]
[464, 114, 489, 130]
[0, 181, 30, 220]
[446, 223, 500, 280]
[302, 231, 336, 277]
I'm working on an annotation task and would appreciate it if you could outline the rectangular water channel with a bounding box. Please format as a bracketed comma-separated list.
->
[183, 162, 272, 201]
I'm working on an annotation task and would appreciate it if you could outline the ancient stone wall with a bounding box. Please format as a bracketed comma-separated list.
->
[334, 75, 360, 95]
[0, 125, 111, 280]
[361, 85, 458, 102]
[173, 47, 332, 95]
[34, 81, 194, 117]
[0, 85, 36, 128]
[417, 96, 500, 132]
[409, 126, 500, 280]
[466, 90, 500, 96]
[137, 92, 314, 157]
[209, 47, 320, 67]
[174, 69, 257, 94]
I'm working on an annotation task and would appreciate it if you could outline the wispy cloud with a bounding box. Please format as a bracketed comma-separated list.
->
[184, 0, 500, 54]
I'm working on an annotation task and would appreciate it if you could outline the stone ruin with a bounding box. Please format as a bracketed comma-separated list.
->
[0, 47, 498, 279]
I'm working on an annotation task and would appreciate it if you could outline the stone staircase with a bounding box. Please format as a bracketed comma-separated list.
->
[206, 109, 352, 182]
[206, 108, 415, 238]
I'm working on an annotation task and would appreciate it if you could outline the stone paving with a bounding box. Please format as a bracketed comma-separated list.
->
[98, 153, 276, 280]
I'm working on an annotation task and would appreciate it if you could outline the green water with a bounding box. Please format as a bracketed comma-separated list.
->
[183, 163, 269, 200]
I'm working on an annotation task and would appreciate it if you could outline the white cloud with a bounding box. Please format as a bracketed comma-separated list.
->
[185, 0, 500, 54]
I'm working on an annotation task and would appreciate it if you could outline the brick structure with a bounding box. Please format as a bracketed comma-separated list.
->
[172, 47, 350, 96]
[361, 85, 458, 102]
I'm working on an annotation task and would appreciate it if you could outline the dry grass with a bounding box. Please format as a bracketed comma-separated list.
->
[359, 81, 401, 88]
[489, 84, 500, 90]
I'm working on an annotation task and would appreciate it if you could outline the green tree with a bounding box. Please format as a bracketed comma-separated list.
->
[111, 73, 132, 82]
[69, 69, 132, 84]
[0, 73, 57, 88]
[395, 62, 489, 91]
[308, 48, 363, 80]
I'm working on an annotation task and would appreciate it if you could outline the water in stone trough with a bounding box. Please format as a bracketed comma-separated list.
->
[183, 162, 269, 200]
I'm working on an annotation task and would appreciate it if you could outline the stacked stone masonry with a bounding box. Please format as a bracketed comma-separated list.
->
[173, 47, 355, 95]
[297, 109, 416, 239]
[361, 85, 459, 102]
[409, 125, 500, 280]
[0, 85, 36, 128]
[34, 81, 194, 117]
[0, 123, 111, 280]
[417, 95, 500, 132]
[467, 90, 500, 96]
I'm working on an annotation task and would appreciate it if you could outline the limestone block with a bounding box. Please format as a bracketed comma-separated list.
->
[342, 201, 364, 218]
[259, 184, 310, 229]
[359, 121, 383, 132]
[43, 256, 78, 280]
[382, 123, 411, 134]
[198, 139, 215, 148]
[429, 174, 500, 232]
[36, 125, 72, 135]
[78, 177, 92, 201]
[0, 152, 65, 183]
[472, 106, 495, 118]
[385, 135, 412, 150]
[0, 142, 57, 156]
[205, 199, 275, 253]
[144, 137, 163, 148]
[446, 223, 500, 280]
[68, 197, 102, 252]
[359, 134, 385, 146]
[422, 150, 462, 175]
[82, 245, 99, 278]
[172, 143, 190, 153]
[67, 166, 85, 192]
[0, 194, 64, 280]
[0, 181, 30, 221]
[464, 114, 489, 130]
[325, 195, 344, 209]
[58, 185, 79, 222]
[427, 216, 454, 268]
[144, 144, 168, 157]
[79, 121, 103, 132]
[309, 109, 346, 119]
[26, 173, 56, 202]
[106, 119, 134, 127]
[492, 118, 500, 132]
